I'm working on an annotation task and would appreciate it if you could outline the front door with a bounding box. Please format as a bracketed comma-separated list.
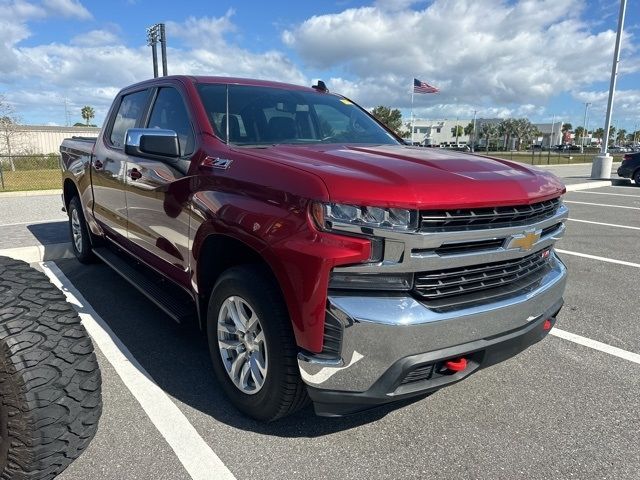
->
[125, 86, 195, 285]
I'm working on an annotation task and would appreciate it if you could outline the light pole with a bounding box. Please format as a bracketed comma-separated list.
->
[146, 23, 168, 78]
[592, 0, 627, 179]
[580, 102, 590, 153]
[471, 110, 477, 152]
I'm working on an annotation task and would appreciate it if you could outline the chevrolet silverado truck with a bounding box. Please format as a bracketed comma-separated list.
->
[60, 76, 568, 420]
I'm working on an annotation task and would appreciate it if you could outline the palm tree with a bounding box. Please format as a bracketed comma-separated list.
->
[574, 126, 585, 146]
[498, 119, 516, 150]
[479, 122, 498, 152]
[593, 127, 604, 142]
[511, 118, 536, 151]
[616, 129, 627, 145]
[81, 106, 95, 126]
[464, 122, 475, 149]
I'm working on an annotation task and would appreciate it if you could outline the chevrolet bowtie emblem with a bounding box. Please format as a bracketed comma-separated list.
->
[507, 229, 541, 251]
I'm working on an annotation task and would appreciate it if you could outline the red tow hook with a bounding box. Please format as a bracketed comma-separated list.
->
[543, 319, 553, 331]
[444, 357, 467, 373]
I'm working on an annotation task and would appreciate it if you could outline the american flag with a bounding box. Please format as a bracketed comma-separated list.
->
[413, 78, 439, 94]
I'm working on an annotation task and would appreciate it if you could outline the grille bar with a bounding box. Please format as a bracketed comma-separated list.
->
[420, 198, 560, 232]
[413, 249, 552, 308]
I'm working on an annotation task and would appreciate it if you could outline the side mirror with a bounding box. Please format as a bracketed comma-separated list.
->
[125, 128, 180, 159]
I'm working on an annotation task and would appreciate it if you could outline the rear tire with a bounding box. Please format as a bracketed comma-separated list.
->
[68, 196, 96, 264]
[206, 265, 308, 421]
[633, 169, 640, 186]
[0, 257, 102, 479]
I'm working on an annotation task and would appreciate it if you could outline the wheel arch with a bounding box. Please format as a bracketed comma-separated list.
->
[195, 233, 286, 331]
[63, 177, 80, 209]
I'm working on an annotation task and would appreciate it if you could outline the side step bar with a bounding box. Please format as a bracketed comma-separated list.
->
[92, 246, 197, 324]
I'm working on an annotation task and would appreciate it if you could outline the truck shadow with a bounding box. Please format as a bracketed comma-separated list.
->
[54, 258, 427, 437]
[26, 221, 69, 245]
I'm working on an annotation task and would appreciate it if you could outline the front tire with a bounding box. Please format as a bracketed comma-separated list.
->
[207, 265, 308, 421]
[68, 196, 96, 264]
[633, 169, 640, 186]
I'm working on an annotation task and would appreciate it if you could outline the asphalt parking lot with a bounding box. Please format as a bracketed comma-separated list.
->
[2, 170, 640, 480]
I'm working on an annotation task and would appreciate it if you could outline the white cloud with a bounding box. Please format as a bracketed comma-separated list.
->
[71, 29, 121, 47]
[42, 0, 91, 20]
[1, 13, 307, 125]
[572, 89, 640, 127]
[282, 0, 638, 111]
[166, 10, 236, 49]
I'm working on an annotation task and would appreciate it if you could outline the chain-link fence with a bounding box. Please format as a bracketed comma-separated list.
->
[0, 154, 61, 192]
[471, 148, 624, 165]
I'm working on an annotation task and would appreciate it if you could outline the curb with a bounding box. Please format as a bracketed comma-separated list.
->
[565, 181, 613, 192]
[0, 243, 74, 263]
[0, 189, 62, 198]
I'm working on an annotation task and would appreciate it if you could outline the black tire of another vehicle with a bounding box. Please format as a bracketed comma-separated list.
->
[0, 257, 102, 479]
[68, 196, 96, 264]
[207, 265, 309, 421]
[633, 169, 640, 186]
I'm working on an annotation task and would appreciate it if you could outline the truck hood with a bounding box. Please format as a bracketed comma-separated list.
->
[237, 144, 565, 209]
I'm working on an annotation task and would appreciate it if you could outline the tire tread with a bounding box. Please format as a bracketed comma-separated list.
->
[0, 257, 102, 479]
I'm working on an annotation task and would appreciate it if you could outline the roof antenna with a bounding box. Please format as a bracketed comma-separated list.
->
[312, 80, 328, 92]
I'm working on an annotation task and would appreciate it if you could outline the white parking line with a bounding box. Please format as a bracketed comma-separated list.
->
[550, 328, 640, 365]
[565, 181, 612, 192]
[563, 200, 640, 210]
[566, 218, 640, 231]
[556, 249, 640, 268]
[41, 262, 237, 480]
[0, 218, 67, 227]
[569, 190, 640, 198]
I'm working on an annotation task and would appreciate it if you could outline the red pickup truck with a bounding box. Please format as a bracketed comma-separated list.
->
[60, 76, 568, 420]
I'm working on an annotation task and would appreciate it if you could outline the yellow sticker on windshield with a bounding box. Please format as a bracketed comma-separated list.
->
[340, 99, 353, 105]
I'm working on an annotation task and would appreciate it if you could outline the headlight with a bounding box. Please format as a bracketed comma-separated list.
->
[311, 202, 416, 231]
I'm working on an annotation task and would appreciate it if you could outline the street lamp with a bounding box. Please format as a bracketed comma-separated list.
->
[581, 102, 590, 153]
[471, 110, 477, 152]
[591, 0, 627, 179]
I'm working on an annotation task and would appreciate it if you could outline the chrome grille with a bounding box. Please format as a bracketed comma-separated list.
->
[413, 249, 552, 310]
[420, 198, 561, 232]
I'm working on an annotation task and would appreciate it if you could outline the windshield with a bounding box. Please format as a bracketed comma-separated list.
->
[197, 84, 399, 146]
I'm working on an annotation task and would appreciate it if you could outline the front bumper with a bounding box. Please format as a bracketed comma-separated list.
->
[298, 253, 567, 416]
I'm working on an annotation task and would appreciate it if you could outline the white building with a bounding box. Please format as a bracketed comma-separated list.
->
[411, 118, 508, 147]
[410, 118, 472, 147]
[532, 123, 564, 148]
[1, 125, 101, 155]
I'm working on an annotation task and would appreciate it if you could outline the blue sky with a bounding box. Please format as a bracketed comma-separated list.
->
[1, 0, 639, 132]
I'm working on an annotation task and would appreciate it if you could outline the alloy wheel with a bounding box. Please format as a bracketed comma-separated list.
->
[71, 208, 82, 253]
[217, 296, 268, 394]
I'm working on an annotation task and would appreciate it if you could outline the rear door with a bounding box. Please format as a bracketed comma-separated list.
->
[91, 89, 150, 239]
[124, 86, 195, 283]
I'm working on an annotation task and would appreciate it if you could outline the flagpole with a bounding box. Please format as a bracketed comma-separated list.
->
[410, 80, 415, 145]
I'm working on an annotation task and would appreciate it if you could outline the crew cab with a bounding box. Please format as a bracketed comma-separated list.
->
[60, 76, 568, 420]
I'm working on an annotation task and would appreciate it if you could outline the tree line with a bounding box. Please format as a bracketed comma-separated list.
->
[370, 105, 639, 149]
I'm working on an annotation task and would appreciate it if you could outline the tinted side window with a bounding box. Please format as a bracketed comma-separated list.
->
[147, 88, 194, 156]
[110, 90, 149, 148]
